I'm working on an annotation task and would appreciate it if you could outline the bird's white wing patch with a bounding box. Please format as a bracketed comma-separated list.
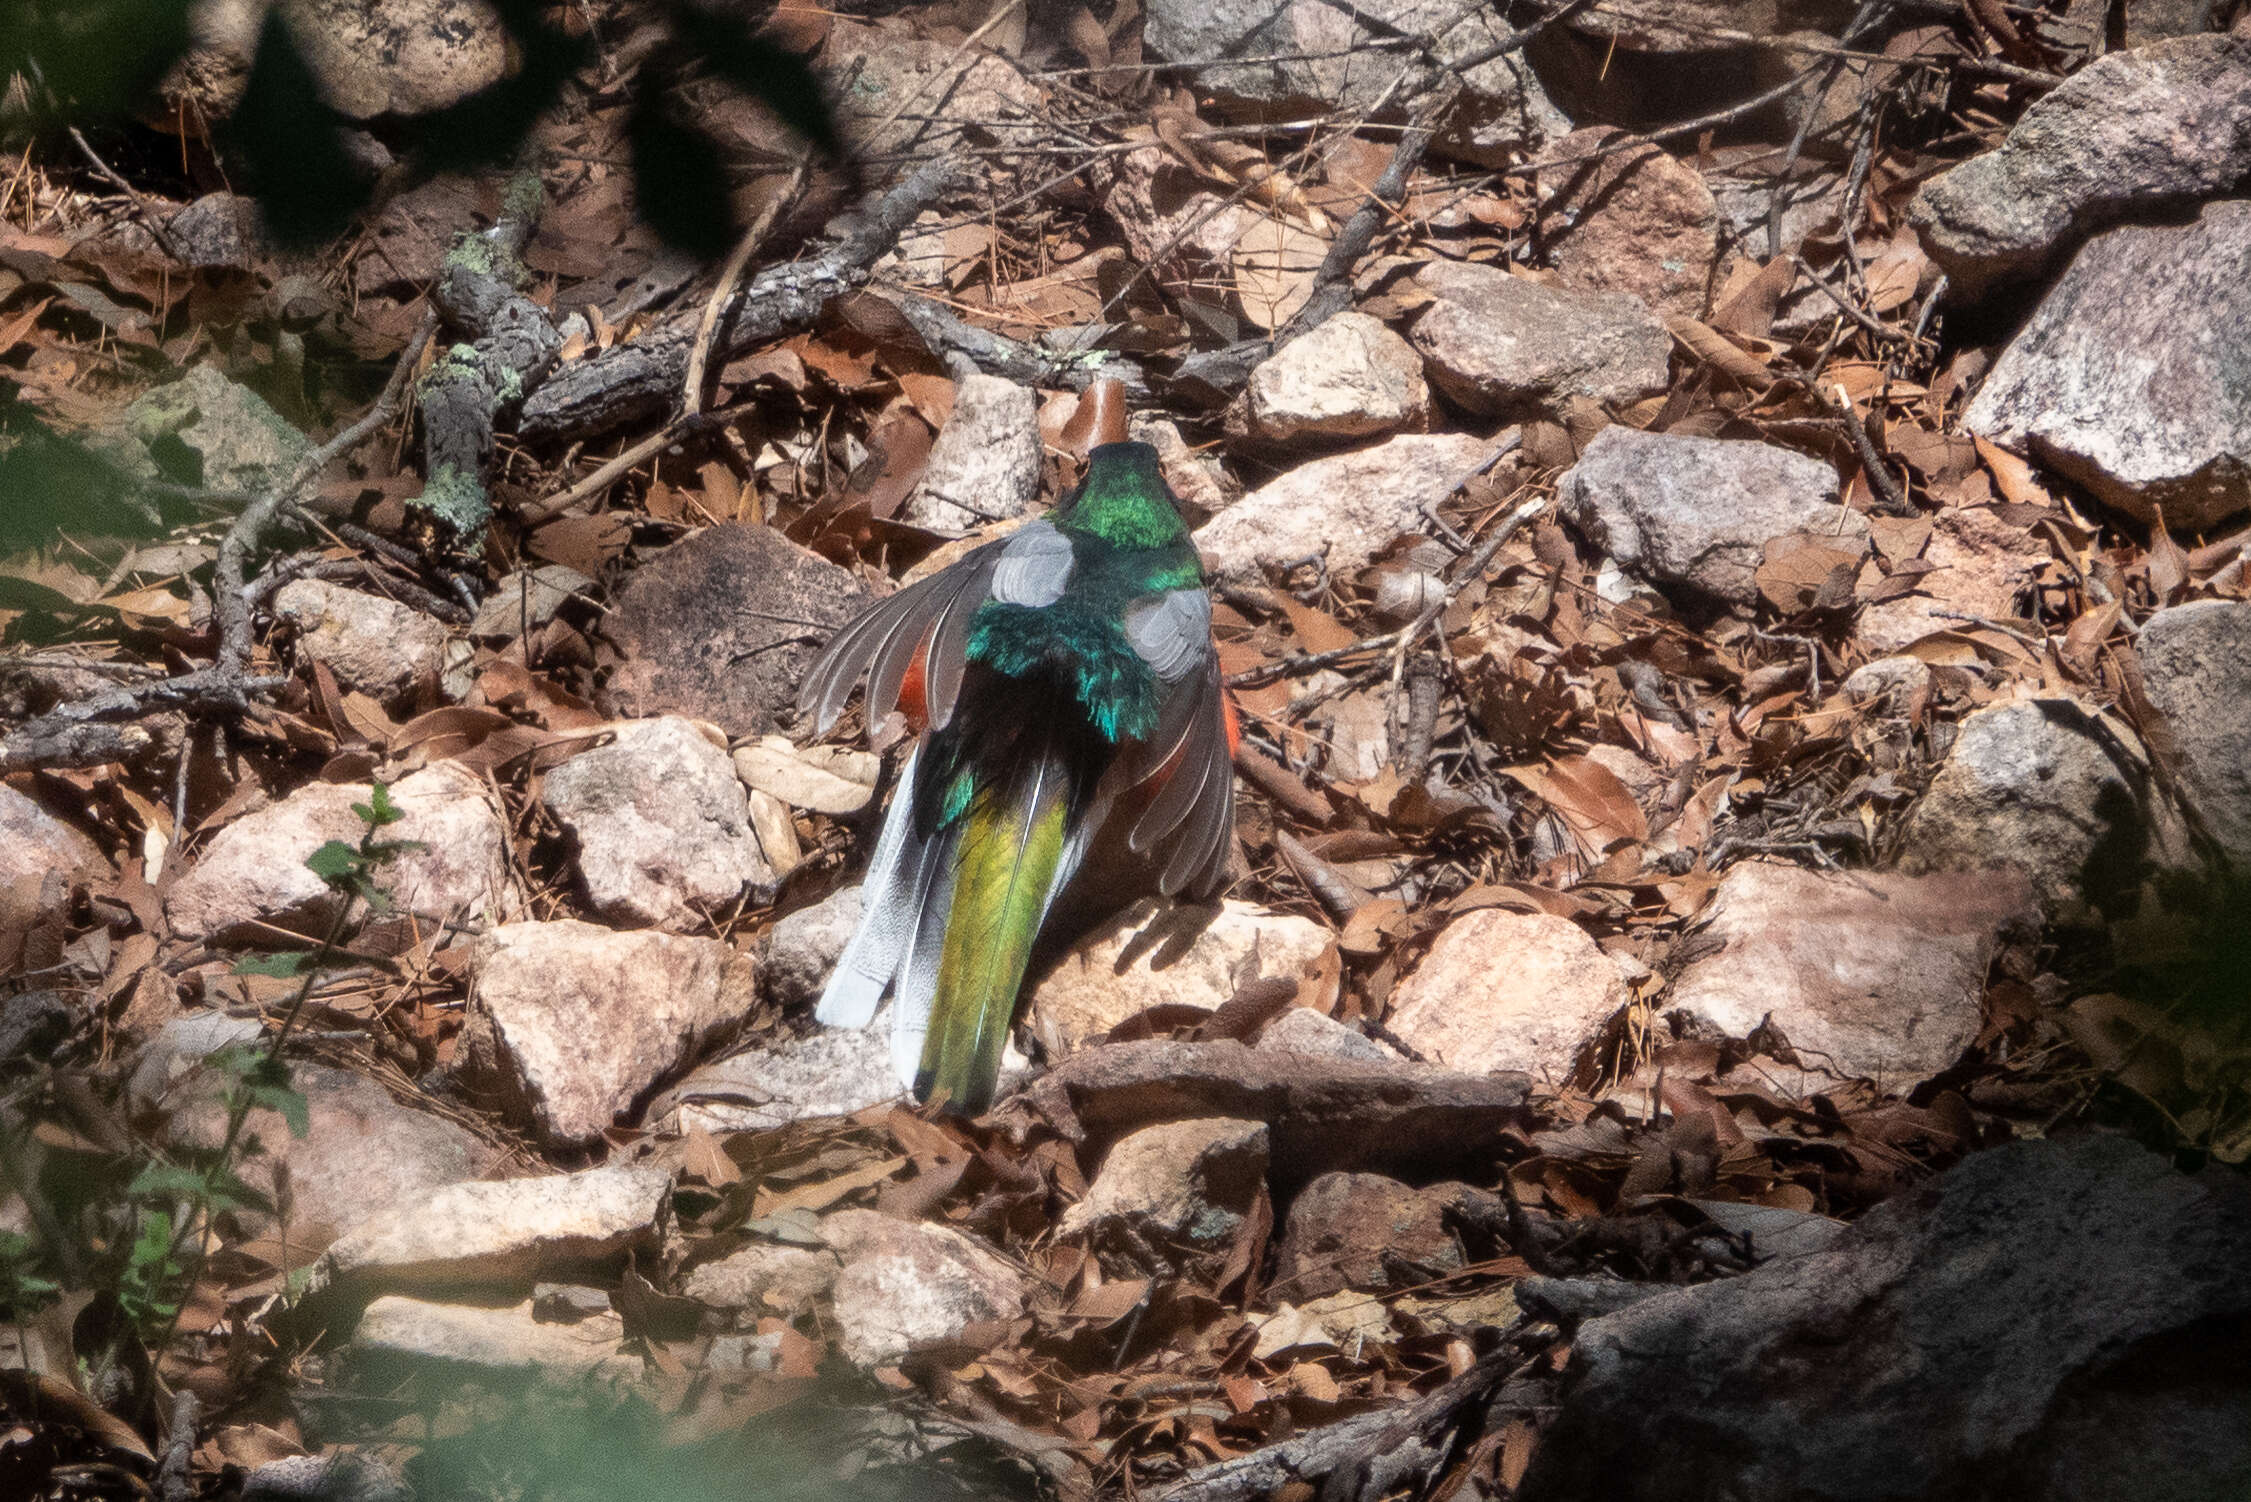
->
[1124, 588, 1212, 681]
[991, 521, 1074, 607]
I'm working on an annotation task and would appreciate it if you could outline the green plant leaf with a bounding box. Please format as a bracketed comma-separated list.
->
[234, 951, 316, 978]
[304, 839, 362, 882]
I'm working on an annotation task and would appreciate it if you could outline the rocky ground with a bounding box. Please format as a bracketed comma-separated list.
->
[1, 1, 2249, 1499]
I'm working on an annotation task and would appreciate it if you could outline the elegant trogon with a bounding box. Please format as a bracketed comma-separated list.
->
[798, 388, 1237, 1114]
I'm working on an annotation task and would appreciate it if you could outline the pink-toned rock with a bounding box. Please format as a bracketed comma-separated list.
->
[165, 762, 514, 943]
[1665, 861, 2040, 1086]
[1061, 1117, 1269, 1274]
[1538, 130, 1720, 319]
[1387, 908, 1626, 1084]
[680, 1242, 835, 1315]
[1856, 506, 2046, 655]
[541, 716, 772, 931]
[1409, 260, 1672, 417]
[1103, 144, 1265, 276]
[273, 578, 450, 709]
[464, 920, 757, 1145]
[819, 1209, 1028, 1368]
[1240, 311, 1431, 444]
[1275, 1172, 1467, 1299]
[822, 16, 1041, 158]
[1194, 432, 1493, 578]
[350, 1296, 638, 1382]
[0, 786, 109, 952]
[902, 373, 1042, 531]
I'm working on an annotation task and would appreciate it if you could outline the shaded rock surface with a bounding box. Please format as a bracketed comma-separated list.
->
[2135, 598, 2251, 869]
[464, 920, 757, 1145]
[902, 373, 1043, 531]
[1963, 199, 2251, 532]
[348, 1295, 637, 1381]
[600, 524, 873, 738]
[762, 884, 863, 1010]
[1910, 34, 2251, 295]
[1387, 908, 1626, 1083]
[1664, 862, 2039, 1087]
[680, 1242, 835, 1315]
[1559, 427, 1860, 608]
[166, 762, 513, 943]
[1194, 432, 1493, 577]
[1255, 1006, 1401, 1065]
[103, 364, 308, 495]
[1239, 311, 1430, 444]
[1519, 1134, 2251, 1502]
[1275, 1173, 1466, 1299]
[818, 1209, 1028, 1369]
[1538, 131, 1719, 319]
[644, 1005, 904, 1134]
[273, 579, 449, 710]
[0, 786, 108, 954]
[541, 716, 772, 930]
[1408, 260, 1672, 416]
[1061, 1117, 1269, 1274]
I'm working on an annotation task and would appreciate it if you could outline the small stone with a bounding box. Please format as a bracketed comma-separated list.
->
[680, 1243, 836, 1314]
[1665, 862, 2039, 1086]
[1409, 260, 1672, 418]
[644, 1004, 905, 1133]
[763, 886, 864, 1011]
[164, 193, 264, 271]
[1538, 130, 1719, 320]
[1962, 200, 2251, 531]
[1256, 1006, 1402, 1064]
[819, 1208, 1028, 1368]
[1027, 899, 1332, 1059]
[349, 1296, 637, 1382]
[2133, 599, 2251, 871]
[273, 579, 450, 710]
[107, 364, 309, 495]
[600, 523, 874, 739]
[1103, 145, 1265, 275]
[1909, 35, 2251, 296]
[1275, 1173, 1467, 1298]
[125, 1011, 268, 1109]
[241, 1452, 411, 1502]
[1841, 655, 1933, 705]
[1558, 0, 1857, 52]
[543, 717, 772, 931]
[902, 374, 1043, 532]
[1060, 1117, 1270, 1274]
[463, 920, 758, 1146]
[1240, 312, 1430, 444]
[0, 786, 108, 944]
[278, 0, 507, 119]
[312, 1161, 672, 1297]
[1130, 414, 1232, 515]
[1387, 909, 1626, 1083]
[1559, 427, 1860, 608]
[165, 762, 514, 944]
[1194, 431, 1493, 578]
[1901, 698, 2192, 921]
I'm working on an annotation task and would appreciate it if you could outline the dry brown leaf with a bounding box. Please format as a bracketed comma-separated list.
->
[1231, 216, 1327, 332]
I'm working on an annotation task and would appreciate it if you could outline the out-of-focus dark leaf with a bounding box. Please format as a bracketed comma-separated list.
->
[0, 390, 168, 549]
[0, 0, 193, 126]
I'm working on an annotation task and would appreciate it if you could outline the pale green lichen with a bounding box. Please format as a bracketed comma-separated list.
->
[411, 462, 490, 551]
[417, 344, 483, 398]
[502, 170, 544, 228]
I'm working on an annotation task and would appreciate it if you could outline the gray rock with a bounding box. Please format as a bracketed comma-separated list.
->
[818, 1209, 1028, 1369]
[1131, 414, 1233, 516]
[1409, 260, 1672, 417]
[1557, 0, 1855, 52]
[1538, 130, 1719, 320]
[125, 1011, 267, 1110]
[1910, 35, 2251, 296]
[463, 920, 757, 1146]
[1900, 699, 2191, 922]
[902, 374, 1042, 532]
[1275, 1173, 1467, 1299]
[1239, 311, 1431, 445]
[0, 785, 108, 948]
[1193, 432, 1493, 578]
[164, 193, 264, 272]
[1255, 1006, 1401, 1065]
[680, 1242, 835, 1314]
[644, 1005, 904, 1133]
[599, 524, 873, 739]
[1060, 1117, 1270, 1275]
[763, 885, 863, 1011]
[1840, 655, 1932, 705]
[106, 363, 308, 495]
[1388, 908, 1626, 1085]
[1964, 199, 2251, 531]
[542, 717, 772, 931]
[1558, 427, 1858, 608]
[2135, 599, 2251, 870]
[1664, 862, 2039, 1087]
[349, 1296, 638, 1382]
[1144, 0, 1567, 163]
[165, 762, 515, 944]
[242, 1452, 412, 1502]
[1519, 1134, 2251, 1502]
[273, 579, 450, 710]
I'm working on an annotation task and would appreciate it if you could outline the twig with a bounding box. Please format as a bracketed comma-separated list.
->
[1829, 381, 1914, 516]
[521, 407, 737, 523]
[682, 160, 810, 417]
[1789, 254, 1910, 344]
[155, 1390, 198, 1502]
[68, 127, 183, 261]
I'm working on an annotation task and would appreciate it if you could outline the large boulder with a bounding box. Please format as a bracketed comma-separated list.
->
[1408, 260, 1672, 418]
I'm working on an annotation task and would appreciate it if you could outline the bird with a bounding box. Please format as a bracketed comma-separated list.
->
[797, 382, 1237, 1114]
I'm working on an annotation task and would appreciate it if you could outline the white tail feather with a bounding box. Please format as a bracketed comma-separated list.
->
[816, 749, 924, 1029]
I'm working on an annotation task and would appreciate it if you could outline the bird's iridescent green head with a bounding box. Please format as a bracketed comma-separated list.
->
[1056, 442, 1189, 549]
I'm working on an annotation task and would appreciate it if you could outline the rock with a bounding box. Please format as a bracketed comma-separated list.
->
[818, 1209, 1028, 1369]
[680, 1242, 836, 1315]
[1962, 200, 2251, 531]
[106, 364, 309, 495]
[272, 579, 450, 709]
[1558, 0, 1855, 52]
[213, 0, 507, 121]
[1255, 1006, 1401, 1065]
[1909, 35, 2251, 296]
[763, 885, 863, 1010]
[1517, 1135, 2251, 1502]
[349, 1296, 637, 1382]
[1538, 131, 1720, 319]
[1194, 432, 1493, 577]
[1558, 427, 1860, 609]
[1143, 0, 1567, 163]
[1900, 698, 2191, 921]
[1854, 505, 2046, 654]
[1386, 909, 1626, 1083]
[166, 762, 514, 943]
[542, 717, 772, 931]
[164, 193, 265, 272]
[1665, 862, 2039, 1086]
[0, 786, 108, 947]
[1275, 1173, 1467, 1299]
[1131, 414, 1232, 516]
[1061, 1117, 1269, 1273]
[1102, 144, 1266, 278]
[241, 1451, 412, 1502]
[125, 1011, 267, 1109]
[1408, 260, 1672, 417]
[1239, 312, 1430, 445]
[312, 1161, 671, 1297]
[464, 921, 757, 1145]
[2134, 600, 2251, 869]
[901, 374, 1043, 531]
[643, 1004, 903, 1133]
[821, 16, 1042, 159]
[2052, 0, 2222, 49]
[158, 1061, 490, 1243]
[599, 524, 873, 739]
[733, 735, 879, 816]
[1027, 899, 1332, 1059]
[1840, 655, 1932, 705]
